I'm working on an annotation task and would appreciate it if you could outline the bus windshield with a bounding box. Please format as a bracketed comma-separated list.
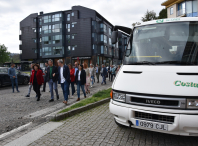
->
[124, 22, 198, 65]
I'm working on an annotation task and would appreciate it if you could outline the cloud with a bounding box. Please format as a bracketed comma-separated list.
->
[0, 0, 165, 53]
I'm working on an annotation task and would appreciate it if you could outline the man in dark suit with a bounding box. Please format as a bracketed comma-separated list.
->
[57, 59, 70, 104]
[101, 64, 107, 85]
[42, 61, 49, 92]
[47, 59, 59, 102]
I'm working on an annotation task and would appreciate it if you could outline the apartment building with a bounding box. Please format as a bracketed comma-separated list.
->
[19, 6, 128, 67]
[161, 0, 198, 18]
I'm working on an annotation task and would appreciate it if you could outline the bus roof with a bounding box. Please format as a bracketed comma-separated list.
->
[135, 17, 198, 27]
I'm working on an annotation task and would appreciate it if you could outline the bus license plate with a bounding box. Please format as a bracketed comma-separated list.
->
[136, 120, 168, 131]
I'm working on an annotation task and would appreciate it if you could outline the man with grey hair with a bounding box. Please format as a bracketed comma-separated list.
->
[89, 64, 95, 87]
[46, 59, 59, 102]
[57, 59, 70, 104]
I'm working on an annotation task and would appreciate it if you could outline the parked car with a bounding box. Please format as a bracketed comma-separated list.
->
[0, 67, 30, 87]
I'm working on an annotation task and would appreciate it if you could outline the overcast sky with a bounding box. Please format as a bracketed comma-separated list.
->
[0, 0, 165, 53]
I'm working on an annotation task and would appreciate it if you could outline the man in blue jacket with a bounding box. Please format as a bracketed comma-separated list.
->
[57, 59, 70, 104]
[101, 64, 107, 85]
[8, 63, 20, 93]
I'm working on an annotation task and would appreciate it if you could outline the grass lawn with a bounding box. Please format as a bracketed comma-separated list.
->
[59, 88, 112, 113]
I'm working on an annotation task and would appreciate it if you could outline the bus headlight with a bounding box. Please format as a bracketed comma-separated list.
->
[113, 92, 126, 102]
[187, 99, 198, 109]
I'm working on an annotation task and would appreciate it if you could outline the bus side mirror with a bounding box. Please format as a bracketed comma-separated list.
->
[112, 31, 118, 44]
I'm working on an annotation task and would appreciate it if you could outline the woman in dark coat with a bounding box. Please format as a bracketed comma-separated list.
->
[29, 64, 44, 101]
[75, 64, 86, 101]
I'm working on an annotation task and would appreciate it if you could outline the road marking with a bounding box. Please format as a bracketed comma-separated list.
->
[4, 122, 63, 146]
[0, 122, 32, 140]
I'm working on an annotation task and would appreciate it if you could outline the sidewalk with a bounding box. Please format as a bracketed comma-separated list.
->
[0, 76, 112, 143]
[4, 103, 198, 146]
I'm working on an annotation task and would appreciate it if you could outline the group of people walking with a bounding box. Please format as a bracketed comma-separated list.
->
[8, 60, 120, 104]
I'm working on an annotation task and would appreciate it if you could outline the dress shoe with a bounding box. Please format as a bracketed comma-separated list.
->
[56, 95, 59, 100]
[25, 95, 30, 97]
[49, 99, 54, 102]
[76, 98, 80, 101]
[37, 98, 40, 101]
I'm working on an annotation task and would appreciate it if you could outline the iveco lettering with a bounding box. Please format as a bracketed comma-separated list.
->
[109, 17, 198, 136]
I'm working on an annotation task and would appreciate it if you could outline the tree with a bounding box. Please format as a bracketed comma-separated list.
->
[0, 44, 10, 66]
[158, 8, 167, 19]
[12, 54, 20, 63]
[141, 10, 157, 22]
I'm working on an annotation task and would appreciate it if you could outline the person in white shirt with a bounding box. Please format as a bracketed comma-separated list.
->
[57, 59, 70, 104]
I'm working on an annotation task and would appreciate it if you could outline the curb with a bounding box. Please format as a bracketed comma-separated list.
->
[53, 98, 111, 121]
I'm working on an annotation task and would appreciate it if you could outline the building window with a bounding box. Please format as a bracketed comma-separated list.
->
[40, 38, 42, 43]
[53, 46, 63, 55]
[40, 49, 42, 56]
[42, 36, 51, 44]
[72, 45, 77, 51]
[92, 33, 97, 42]
[101, 46, 104, 54]
[66, 35, 70, 43]
[104, 24, 107, 32]
[93, 44, 97, 54]
[72, 34, 76, 39]
[32, 38, 36, 43]
[67, 14, 70, 21]
[72, 12, 74, 16]
[52, 23, 61, 33]
[101, 34, 104, 41]
[92, 21, 97, 30]
[109, 48, 112, 56]
[52, 35, 62, 44]
[42, 47, 52, 55]
[66, 24, 70, 32]
[67, 46, 71, 55]
[42, 25, 51, 34]
[170, 7, 173, 15]
[100, 23, 103, 32]
[104, 35, 107, 43]
[109, 38, 111, 45]
[109, 28, 111, 35]
[52, 13, 61, 22]
[104, 46, 108, 54]
[33, 18, 36, 22]
[43, 15, 51, 23]
[39, 28, 42, 34]
[32, 28, 36, 32]
[39, 18, 42, 25]
[32, 48, 37, 53]
[72, 22, 77, 27]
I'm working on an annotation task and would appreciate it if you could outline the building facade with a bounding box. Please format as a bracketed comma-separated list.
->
[162, 0, 198, 18]
[19, 6, 128, 67]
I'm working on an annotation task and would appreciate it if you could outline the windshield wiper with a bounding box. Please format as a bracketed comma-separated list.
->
[128, 61, 156, 65]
